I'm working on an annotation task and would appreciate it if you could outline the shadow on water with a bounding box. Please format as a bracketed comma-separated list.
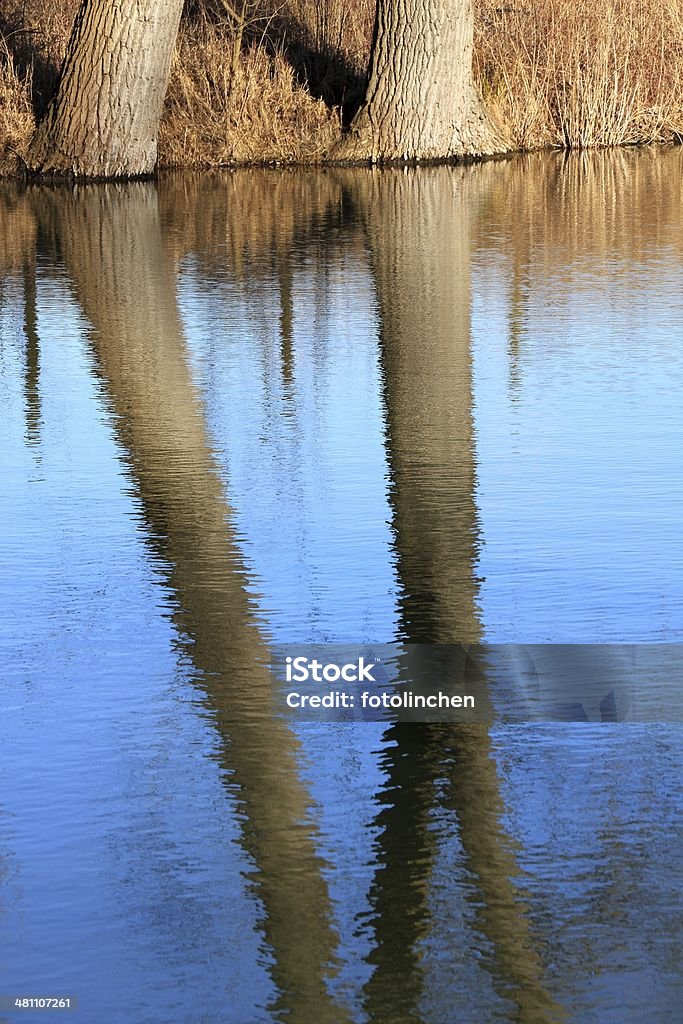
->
[2, 146, 682, 1021]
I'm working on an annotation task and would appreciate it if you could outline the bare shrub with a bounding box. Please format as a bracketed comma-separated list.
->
[475, 0, 683, 149]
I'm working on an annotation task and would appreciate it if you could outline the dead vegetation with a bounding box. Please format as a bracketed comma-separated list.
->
[1, 0, 682, 173]
[159, 28, 339, 166]
[475, 0, 683, 149]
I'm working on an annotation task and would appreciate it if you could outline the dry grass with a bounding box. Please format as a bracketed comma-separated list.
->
[0, 36, 34, 165]
[1, 0, 682, 173]
[475, 0, 683, 149]
[160, 23, 340, 166]
[0, 0, 75, 173]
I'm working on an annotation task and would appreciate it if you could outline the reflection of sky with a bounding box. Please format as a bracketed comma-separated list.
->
[178, 252, 399, 645]
[1, 276, 274, 1022]
[175, 246, 683, 646]
[491, 722, 683, 1023]
[472, 253, 683, 641]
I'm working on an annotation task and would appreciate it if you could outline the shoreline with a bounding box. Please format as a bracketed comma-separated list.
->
[2, 140, 682, 184]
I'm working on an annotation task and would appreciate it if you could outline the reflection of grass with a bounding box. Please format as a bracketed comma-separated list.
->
[0, 185, 36, 270]
[1, 0, 682, 171]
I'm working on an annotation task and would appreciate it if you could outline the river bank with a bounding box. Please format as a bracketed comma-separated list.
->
[2, 0, 683, 175]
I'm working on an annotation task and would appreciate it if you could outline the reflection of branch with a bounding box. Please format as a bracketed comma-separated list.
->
[22, 258, 41, 449]
[277, 246, 295, 387]
[507, 252, 529, 401]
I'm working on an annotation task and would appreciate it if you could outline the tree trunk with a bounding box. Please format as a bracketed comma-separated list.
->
[332, 0, 509, 163]
[27, 0, 184, 179]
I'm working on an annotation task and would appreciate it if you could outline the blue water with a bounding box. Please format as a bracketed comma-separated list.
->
[1, 150, 682, 1023]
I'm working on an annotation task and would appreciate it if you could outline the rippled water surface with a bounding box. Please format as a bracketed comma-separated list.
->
[1, 150, 682, 1023]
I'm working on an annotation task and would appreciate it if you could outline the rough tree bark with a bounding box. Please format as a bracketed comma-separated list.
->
[27, 0, 184, 178]
[332, 0, 509, 162]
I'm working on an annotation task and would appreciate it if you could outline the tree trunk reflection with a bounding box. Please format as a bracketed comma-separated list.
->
[341, 167, 560, 1023]
[30, 182, 348, 1024]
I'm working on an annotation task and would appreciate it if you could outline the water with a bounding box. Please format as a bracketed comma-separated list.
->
[1, 150, 682, 1023]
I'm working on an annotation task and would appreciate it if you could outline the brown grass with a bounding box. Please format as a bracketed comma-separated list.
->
[475, 0, 683, 149]
[0, 35, 34, 162]
[160, 23, 340, 166]
[1, 0, 682, 173]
